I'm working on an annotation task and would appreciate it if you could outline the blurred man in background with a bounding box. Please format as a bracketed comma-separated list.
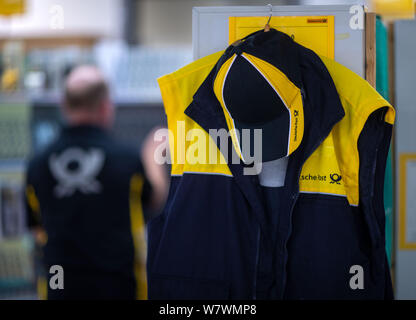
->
[25, 65, 168, 300]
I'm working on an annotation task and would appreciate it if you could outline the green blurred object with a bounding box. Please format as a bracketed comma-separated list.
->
[0, 236, 35, 298]
[376, 17, 393, 266]
[0, 103, 30, 160]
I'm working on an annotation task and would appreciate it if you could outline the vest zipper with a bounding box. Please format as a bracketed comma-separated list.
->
[280, 136, 327, 298]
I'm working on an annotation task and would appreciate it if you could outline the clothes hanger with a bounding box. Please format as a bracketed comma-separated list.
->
[230, 3, 273, 47]
[264, 4, 273, 32]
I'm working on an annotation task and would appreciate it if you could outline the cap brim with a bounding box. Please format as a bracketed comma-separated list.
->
[233, 112, 290, 163]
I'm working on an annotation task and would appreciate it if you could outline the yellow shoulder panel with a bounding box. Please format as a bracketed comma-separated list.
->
[158, 51, 232, 177]
[300, 55, 395, 206]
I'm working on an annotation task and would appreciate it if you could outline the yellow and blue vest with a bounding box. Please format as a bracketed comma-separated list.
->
[148, 33, 395, 299]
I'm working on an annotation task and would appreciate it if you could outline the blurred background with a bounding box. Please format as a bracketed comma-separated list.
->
[0, 0, 415, 299]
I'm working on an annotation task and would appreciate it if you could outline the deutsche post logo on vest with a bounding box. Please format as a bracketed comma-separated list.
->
[300, 170, 346, 199]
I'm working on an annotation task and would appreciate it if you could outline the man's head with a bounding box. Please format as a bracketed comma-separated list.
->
[63, 65, 114, 128]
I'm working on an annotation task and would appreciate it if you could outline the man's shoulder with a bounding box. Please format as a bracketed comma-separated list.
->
[93, 136, 144, 175]
[27, 137, 61, 170]
[103, 137, 140, 161]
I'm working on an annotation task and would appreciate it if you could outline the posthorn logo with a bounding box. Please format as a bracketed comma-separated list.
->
[293, 110, 299, 142]
[49, 148, 105, 198]
[330, 173, 342, 185]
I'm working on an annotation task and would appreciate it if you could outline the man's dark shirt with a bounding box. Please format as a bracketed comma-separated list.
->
[25, 125, 151, 299]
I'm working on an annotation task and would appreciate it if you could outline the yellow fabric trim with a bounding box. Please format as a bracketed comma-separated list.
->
[37, 277, 47, 300]
[26, 185, 40, 215]
[26, 185, 48, 245]
[129, 174, 147, 300]
[288, 92, 304, 154]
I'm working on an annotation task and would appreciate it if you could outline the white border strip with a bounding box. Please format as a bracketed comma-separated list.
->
[171, 171, 233, 178]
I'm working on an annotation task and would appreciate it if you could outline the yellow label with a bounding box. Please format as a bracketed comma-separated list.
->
[229, 16, 335, 59]
[371, 0, 415, 20]
[0, 0, 26, 16]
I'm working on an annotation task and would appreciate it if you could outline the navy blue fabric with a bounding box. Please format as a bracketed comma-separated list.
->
[285, 194, 375, 299]
[148, 30, 393, 300]
[148, 175, 259, 299]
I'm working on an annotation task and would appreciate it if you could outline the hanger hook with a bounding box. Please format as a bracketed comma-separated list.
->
[264, 4, 273, 32]
[267, 4, 273, 25]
